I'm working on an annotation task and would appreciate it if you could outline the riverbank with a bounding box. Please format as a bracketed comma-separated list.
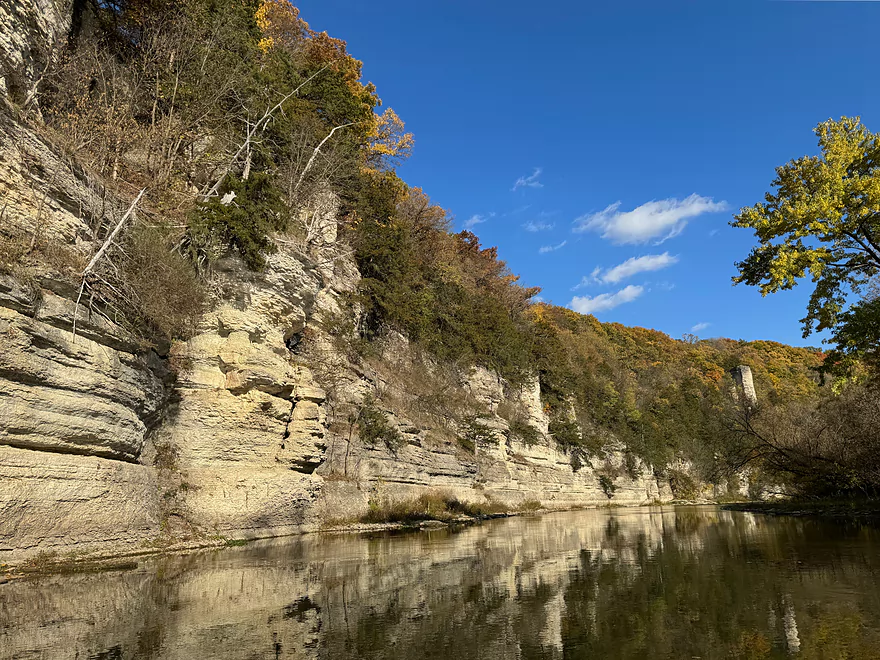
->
[0, 510, 527, 580]
[723, 499, 880, 521]
[2, 498, 735, 580]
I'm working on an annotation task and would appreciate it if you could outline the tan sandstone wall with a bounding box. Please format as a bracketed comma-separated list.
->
[0, 0, 681, 565]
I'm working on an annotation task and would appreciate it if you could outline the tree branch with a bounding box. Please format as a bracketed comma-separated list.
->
[293, 123, 355, 198]
[74, 188, 146, 339]
[203, 66, 327, 198]
[843, 230, 880, 268]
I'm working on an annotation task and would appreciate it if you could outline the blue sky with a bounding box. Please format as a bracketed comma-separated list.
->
[298, 0, 880, 346]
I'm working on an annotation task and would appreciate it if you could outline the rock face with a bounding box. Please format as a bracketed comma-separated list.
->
[314, 364, 666, 519]
[0, 276, 167, 462]
[731, 365, 758, 407]
[0, 445, 159, 557]
[0, 0, 696, 565]
[0, 107, 675, 560]
[149, 249, 328, 538]
[0, 119, 168, 560]
[0, 0, 70, 104]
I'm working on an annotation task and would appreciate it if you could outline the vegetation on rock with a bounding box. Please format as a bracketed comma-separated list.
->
[8, 0, 878, 502]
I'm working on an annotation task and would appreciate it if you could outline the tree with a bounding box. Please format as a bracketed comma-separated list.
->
[823, 282, 880, 374]
[732, 117, 880, 339]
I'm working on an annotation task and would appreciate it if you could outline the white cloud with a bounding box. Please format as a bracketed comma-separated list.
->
[573, 194, 727, 244]
[572, 254, 676, 289]
[570, 285, 644, 315]
[512, 167, 543, 192]
[464, 212, 494, 230]
[691, 322, 710, 333]
[523, 221, 555, 232]
[464, 214, 486, 229]
[539, 240, 567, 254]
[599, 252, 678, 284]
[572, 267, 601, 291]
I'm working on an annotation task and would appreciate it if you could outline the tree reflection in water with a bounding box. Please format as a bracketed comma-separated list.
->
[3, 507, 880, 659]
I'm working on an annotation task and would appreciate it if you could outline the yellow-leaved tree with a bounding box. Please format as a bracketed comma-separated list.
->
[732, 116, 880, 368]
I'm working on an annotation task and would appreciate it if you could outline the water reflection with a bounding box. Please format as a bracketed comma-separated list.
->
[3, 507, 880, 659]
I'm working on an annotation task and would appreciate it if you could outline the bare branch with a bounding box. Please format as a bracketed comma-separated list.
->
[293, 123, 355, 198]
[203, 66, 328, 198]
[74, 188, 146, 339]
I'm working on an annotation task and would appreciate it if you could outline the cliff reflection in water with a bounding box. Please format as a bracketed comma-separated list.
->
[3, 506, 880, 659]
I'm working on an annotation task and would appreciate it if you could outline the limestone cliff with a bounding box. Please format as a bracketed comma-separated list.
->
[0, 109, 673, 562]
[0, 0, 700, 564]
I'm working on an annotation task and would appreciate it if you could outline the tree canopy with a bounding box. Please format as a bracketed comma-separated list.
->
[732, 117, 880, 339]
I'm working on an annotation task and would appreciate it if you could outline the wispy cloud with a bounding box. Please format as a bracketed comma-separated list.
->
[512, 167, 543, 192]
[691, 322, 710, 333]
[523, 221, 555, 232]
[573, 194, 727, 244]
[572, 267, 602, 290]
[539, 240, 567, 254]
[599, 252, 678, 284]
[570, 285, 644, 315]
[464, 212, 495, 230]
[572, 253, 677, 288]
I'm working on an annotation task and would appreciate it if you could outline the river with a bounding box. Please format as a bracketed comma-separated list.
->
[3, 506, 880, 659]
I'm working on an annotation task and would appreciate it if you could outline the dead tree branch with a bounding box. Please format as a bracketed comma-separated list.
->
[203, 66, 327, 198]
[73, 188, 146, 338]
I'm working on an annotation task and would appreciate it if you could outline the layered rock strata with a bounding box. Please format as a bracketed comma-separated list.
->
[0, 0, 695, 564]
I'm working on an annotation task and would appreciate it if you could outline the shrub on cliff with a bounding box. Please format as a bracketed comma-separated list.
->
[121, 227, 206, 340]
[350, 181, 537, 384]
[357, 397, 404, 453]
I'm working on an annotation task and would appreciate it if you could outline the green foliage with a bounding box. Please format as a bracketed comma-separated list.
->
[357, 397, 404, 452]
[668, 470, 700, 501]
[548, 418, 581, 452]
[458, 415, 500, 449]
[506, 418, 541, 447]
[457, 436, 476, 454]
[187, 173, 287, 270]
[823, 295, 880, 375]
[350, 182, 537, 383]
[530, 304, 823, 473]
[121, 226, 207, 340]
[598, 474, 617, 499]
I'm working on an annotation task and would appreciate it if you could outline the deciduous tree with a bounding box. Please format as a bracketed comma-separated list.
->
[732, 117, 880, 339]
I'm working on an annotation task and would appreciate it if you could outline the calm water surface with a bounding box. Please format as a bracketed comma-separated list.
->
[3, 506, 880, 659]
